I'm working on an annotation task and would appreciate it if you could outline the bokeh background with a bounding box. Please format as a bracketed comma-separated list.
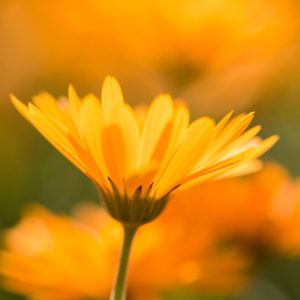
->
[1, 0, 300, 299]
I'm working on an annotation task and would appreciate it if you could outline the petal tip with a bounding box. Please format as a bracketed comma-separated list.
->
[228, 110, 234, 116]
[10, 94, 30, 118]
[102, 75, 120, 87]
[270, 134, 280, 143]
[10, 94, 20, 105]
[68, 84, 76, 95]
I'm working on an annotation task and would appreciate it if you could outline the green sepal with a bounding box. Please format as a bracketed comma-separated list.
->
[97, 179, 172, 226]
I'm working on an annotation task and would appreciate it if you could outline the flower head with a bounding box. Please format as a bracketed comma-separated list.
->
[11, 76, 278, 224]
[3, 165, 300, 300]
[0, 203, 250, 300]
[0, 206, 116, 300]
[174, 163, 300, 259]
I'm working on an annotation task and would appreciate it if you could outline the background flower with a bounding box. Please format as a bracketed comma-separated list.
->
[2, 163, 300, 300]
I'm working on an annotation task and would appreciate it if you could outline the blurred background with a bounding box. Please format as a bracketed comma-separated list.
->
[1, 0, 300, 299]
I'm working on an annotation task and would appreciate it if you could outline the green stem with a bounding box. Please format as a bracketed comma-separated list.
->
[110, 224, 138, 300]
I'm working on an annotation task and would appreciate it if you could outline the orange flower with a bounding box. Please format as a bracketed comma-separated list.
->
[2, 0, 299, 111]
[175, 163, 300, 259]
[0, 202, 251, 300]
[2, 164, 300, 300]
[0, 206, 116, 300]
[11, 76, 277, 225]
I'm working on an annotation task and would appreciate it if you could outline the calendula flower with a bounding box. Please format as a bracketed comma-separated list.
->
[11, 76, 277, 225]
[0, 203, 250, 300]
[4, 165, 300, 300]
[11, 76, 277, 300]
[0, 206, 115, 300]
[2, 0, 299, 116]
[174, 163, 300, 261]
[91, 0, 300, 113]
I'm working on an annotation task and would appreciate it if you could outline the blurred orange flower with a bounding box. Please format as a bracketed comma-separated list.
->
[1, 0, 299, 113]
[176, 163, 300, 259]
[0, 202, 250, 300]
[4, 163, 300, 299]
[0, 206, 116, 300]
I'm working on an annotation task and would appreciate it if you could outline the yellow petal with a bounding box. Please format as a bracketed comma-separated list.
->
[68, 85, 81, 126]
[32, 93, 61, 117]
[28, 104, 104, 186]
[139, 94, 173, 168]
[101, 76, 124, 125]
[248, 135, 279, 159]
[219, 160, 263, 179]
[178, 162, 244, 192]
[101, 124, 126, 189]
[187, 148, 256, 182]
[180, 149, 258, 191]
[121, 104, 140, 176]
[215, 110, 233, 134]
[124, 163, 158, 197]
[10, 95, 31, 121]
[155, 117, 215, 197]
[154, 103, 189, 183]
[206, 112, 255, 162]
[161, 102, 190, 162]
[67, 132, 108, 188]
[27, 103, 88, 176]
[79, 94, 109, 185]
[222, 112, 255, 144]
[33, 92, 78, 138]
[212, 125, 262, 163]
[149, 120, 173, 165]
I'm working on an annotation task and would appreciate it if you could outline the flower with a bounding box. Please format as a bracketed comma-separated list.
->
[0, 203, 250, 300]
[4, 164, 300, 300]
[90, 0, 300, 113]
[11, 76, 278, 224]
[174, 163, 300, 259]
[2, 0, 300, 114]
[0, 206, 116, 300]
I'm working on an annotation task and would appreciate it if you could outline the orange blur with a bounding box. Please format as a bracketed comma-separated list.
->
[1, 163, 300, 299]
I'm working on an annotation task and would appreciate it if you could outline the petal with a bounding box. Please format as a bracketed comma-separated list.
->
[79, 94, 109, 185]
[28, 103, 105, 186]
[32, 93, 78, 138]
[10, 95, 31, 121]
[248, 135, 279, 159]
[32, 93, 63, 119]
[101, 76, 124, 124]
[139, 94, 173, 168]
[153, 102, 190, 183]
[155, 117, 215, 197]
[211, 125, 262, 163]
[26, 103, 88, 176]
[121, 104, 140, 176]
[178, 162, 243, 192]
[219, 160, 263, 179]
[215, 110, 233, 134]
[68, 85, 81, 126]
[149, 120, 173, 165]
[186, 148, 256, 182]
[204, 112, 255, 164]
[101, 124, 126, 189]
[124, 163, 158, 197]
[161, 102, 189, 160]
[180, 148, 258, 191]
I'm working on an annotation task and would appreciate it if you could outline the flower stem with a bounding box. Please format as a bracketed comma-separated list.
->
[110, 224, 138, 300]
